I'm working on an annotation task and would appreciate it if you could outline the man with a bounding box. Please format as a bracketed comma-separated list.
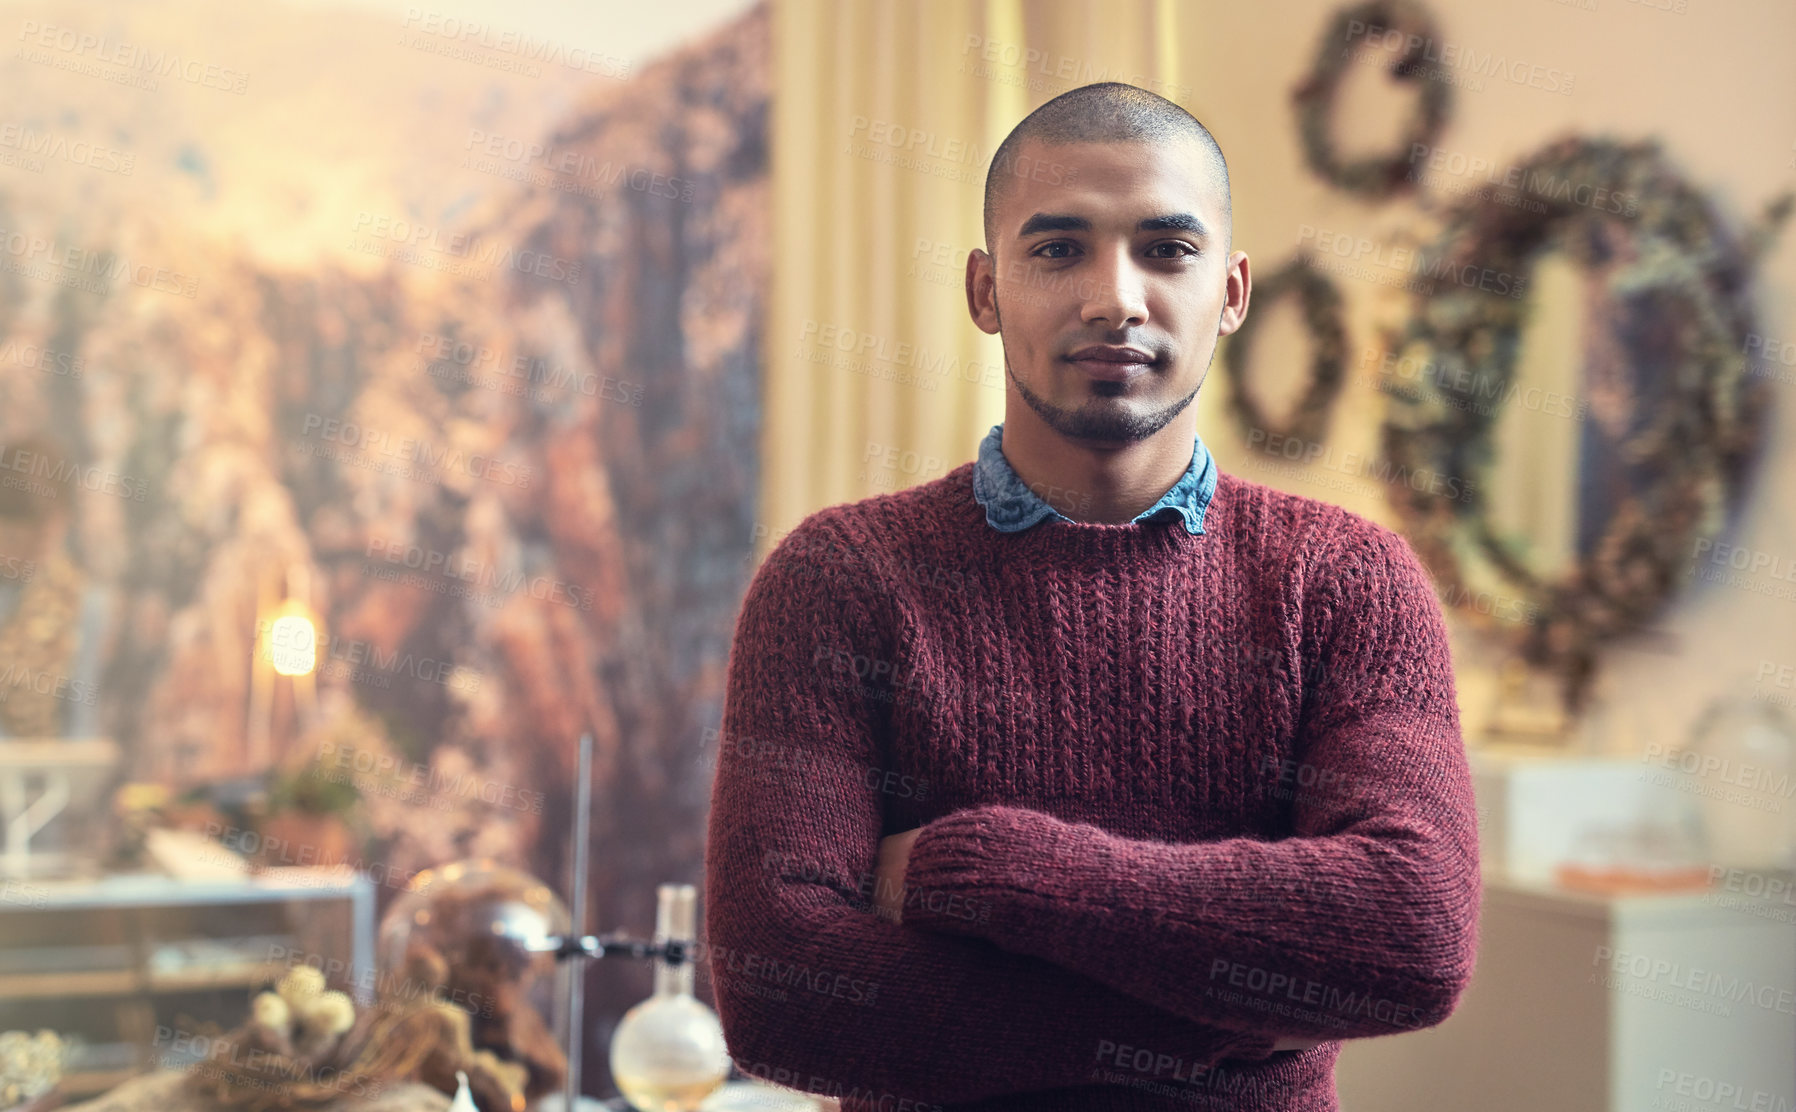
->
[703, 82, 1480, 1112]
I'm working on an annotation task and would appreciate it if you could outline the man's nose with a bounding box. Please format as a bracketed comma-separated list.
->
[1081, 244, 1148, 327]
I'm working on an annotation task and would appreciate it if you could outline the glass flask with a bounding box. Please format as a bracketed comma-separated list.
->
[1683, 697, 1796, 871]
[376, 858, 573, 1105]
[608, 883, 731, 1111]
[376, 858, 570, 1008]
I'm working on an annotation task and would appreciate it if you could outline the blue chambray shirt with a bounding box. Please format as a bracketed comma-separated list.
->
[970, 422, 1218, 535]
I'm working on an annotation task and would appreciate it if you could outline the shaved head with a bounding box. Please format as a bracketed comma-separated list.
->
[983, 82, 1231, 254]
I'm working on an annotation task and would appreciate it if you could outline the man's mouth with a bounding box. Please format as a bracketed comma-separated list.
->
[1066, 345, 1155, 381]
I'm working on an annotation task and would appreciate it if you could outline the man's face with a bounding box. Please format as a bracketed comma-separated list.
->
[966, 138, 1249, 445]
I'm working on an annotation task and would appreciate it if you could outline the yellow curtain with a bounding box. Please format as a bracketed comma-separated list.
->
[761, 0, 1187, 562]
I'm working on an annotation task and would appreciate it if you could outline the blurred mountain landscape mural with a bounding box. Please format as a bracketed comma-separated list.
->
[0, 0, 768, 1083]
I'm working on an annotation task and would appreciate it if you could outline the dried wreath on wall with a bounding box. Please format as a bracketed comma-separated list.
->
[1379, 135, 1791, 712]
[1222, 256, 1349, 448]
[1292, 0, 1453, 198]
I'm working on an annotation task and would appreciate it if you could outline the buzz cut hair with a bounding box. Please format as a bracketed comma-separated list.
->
[982, 81, 1231, 254]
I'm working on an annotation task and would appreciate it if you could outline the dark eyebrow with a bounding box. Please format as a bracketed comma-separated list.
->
[1016, 213, 1091, 238]
[1015, 212, 1210, 238]
[1139, 213, 1208, 236]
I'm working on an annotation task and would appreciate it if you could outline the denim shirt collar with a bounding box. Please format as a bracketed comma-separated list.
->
[971, 423, 1218, 534]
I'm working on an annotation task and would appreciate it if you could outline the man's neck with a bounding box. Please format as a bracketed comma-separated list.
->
[999, 413, 1197, 525]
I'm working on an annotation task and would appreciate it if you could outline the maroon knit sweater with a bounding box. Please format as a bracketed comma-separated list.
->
[701, 461, 1482, 1112]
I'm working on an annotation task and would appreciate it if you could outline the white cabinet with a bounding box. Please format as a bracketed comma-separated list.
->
[1333, 873, 1796, 1111]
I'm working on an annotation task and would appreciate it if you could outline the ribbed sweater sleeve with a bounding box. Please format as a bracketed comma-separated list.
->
[702, 515, 1283, 1107]
[901, 519, 1483, 1043]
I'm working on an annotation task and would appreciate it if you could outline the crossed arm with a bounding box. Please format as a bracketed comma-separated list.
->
[869, 829, 1324, 1051]
[873, 525, 1481, 1046]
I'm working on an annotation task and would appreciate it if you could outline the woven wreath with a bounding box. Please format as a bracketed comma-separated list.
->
[1222, 256, 1349, 447]
[1378, 134, 1791, 711]
[1292, 0, 1453, 198]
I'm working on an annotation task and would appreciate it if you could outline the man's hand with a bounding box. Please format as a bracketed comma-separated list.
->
[872, 827, 924, 923]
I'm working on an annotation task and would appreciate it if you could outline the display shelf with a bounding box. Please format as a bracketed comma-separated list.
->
[143, 962, 292, 994]
[0, 868, 375, 1102]
[0, 969, 139, 999]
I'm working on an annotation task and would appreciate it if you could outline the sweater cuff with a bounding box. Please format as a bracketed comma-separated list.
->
[900, 804, 1045, 935]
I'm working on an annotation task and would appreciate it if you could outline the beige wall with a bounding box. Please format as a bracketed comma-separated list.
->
[767, 0, 1796, 757]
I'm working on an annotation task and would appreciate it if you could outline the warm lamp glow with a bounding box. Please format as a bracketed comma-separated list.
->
[268, 613, 318, 677]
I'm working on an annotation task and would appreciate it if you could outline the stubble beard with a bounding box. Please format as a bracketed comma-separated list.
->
[996, 296, 1205, 445]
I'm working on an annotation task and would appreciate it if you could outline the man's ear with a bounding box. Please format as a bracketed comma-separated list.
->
[1217, 250, 1252, 338]
[966, 248, 1001, 336]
